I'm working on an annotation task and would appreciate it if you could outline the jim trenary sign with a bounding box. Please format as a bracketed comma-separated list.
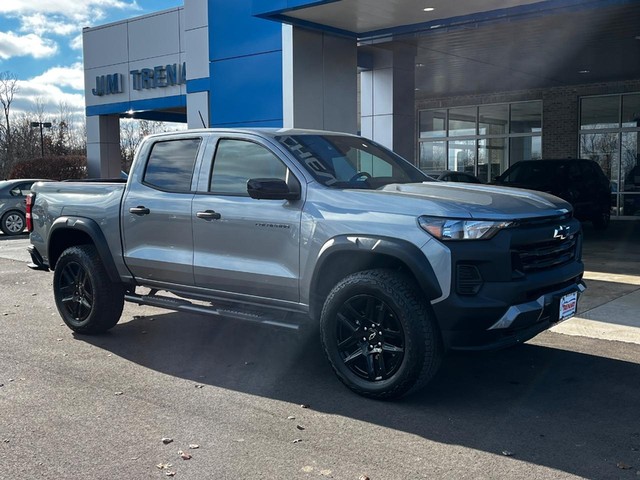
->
[91, 62, 186, 96]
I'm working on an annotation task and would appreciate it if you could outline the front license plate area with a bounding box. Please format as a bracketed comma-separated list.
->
[559, 291, 578, 321]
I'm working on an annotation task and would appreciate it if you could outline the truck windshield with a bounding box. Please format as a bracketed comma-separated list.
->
[275, 134, 430, 189]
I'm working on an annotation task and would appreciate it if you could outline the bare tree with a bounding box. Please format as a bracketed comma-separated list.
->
[0, 71, 19, 178]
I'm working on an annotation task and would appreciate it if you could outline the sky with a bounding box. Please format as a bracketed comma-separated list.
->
[0, 0, 183, 121]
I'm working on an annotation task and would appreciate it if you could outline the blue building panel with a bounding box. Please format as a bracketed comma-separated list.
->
[209, 50, 284, 127]
[251, 0, 339, 17]
[86, 95, 187, 117]
[210, 0, 282, 61]
[186, 77, 210, 94]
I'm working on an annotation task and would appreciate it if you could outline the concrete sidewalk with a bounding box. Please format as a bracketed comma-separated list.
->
[552, 220, 640, 344]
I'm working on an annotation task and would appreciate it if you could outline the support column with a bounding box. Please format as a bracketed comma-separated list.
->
[86, 115, 121, 178]
[282, 26, 357, 134]
[360, 45, 416, 162]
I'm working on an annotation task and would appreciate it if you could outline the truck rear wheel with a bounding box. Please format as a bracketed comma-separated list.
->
[53, 245, 124, 334]
[320, 269, 442, 399]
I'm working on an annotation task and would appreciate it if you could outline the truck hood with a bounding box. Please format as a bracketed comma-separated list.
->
[373, 182, 571, 219]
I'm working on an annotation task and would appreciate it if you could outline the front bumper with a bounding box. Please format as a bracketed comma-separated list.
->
[434, 278, 585, 351]
[431, 216, 585, 351]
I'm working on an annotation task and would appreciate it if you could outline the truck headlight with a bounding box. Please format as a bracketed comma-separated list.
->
[418, 216, 513, 240]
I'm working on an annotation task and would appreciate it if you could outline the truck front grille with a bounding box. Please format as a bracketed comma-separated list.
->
[512, 235, 578, 274]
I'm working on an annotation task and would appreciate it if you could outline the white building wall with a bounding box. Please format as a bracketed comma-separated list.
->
[360, 45, 416, 161]
[83, 8, 187, 110]
[187, 92, 210, 128]
[184, 0, 210, 128]
[282, 25, 357, 134]
[83, 2, 210, 176]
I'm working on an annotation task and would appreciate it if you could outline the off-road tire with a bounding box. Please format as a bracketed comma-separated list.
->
[53, 245, 124, 334]
[320, 269, 442, 399]
[1, 210, 26, 236]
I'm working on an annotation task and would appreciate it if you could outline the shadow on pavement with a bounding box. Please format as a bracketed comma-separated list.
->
[79, 311, 640, 479]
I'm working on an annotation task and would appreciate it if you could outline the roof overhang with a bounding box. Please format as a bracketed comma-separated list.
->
[253, 0, 605, 40]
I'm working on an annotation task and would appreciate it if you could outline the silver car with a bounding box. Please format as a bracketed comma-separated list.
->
[0, 179, 46, 236]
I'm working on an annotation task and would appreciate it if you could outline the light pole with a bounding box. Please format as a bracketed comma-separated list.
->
[30, 121, 52, 157]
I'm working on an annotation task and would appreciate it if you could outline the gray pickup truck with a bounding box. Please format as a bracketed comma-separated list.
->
[27, 129, 585, 398]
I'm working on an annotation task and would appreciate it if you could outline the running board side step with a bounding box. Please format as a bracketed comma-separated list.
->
[124, 293, 302, 330]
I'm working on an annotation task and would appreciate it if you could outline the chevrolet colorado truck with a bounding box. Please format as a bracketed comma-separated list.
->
[27, 129, 585, 398]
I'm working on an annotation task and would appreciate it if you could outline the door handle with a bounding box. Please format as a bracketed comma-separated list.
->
[196, 210, 221, 220]
[129, 206, 150, 215]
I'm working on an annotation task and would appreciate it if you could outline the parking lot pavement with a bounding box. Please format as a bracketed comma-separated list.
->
[0, 232, 31, 263]
[0, 223, 638, 479]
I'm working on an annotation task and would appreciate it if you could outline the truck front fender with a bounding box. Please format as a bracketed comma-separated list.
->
[48, 216, 121, 284]
[307, 235, 442, 320]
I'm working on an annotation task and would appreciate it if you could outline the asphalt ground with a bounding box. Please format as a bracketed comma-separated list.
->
[0, 224, 639, 480]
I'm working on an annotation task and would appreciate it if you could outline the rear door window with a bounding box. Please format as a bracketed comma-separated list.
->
[143, 138, 201, 192]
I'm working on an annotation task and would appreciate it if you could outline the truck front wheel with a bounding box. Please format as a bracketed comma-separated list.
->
[320, 269, 442, 399]
[53, 245, 124, 334]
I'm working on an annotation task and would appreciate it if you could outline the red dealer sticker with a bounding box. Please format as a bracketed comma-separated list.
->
[559, 291, 578, 320]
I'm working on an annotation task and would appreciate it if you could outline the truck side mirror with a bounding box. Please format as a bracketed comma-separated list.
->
[247, 178, 300, 201]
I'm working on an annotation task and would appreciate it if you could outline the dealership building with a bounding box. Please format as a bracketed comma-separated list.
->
[83, 0, 640, 217]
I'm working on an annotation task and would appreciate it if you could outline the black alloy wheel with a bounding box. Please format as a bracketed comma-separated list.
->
[58, 260, 94, 324]
[335, 294, 405, 382]
[320, 269, 442, 399]
[53, 245, 124, 334]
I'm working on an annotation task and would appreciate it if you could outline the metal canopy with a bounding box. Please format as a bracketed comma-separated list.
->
[264, 0, 640, 96]
[404, 2, 640, 96]
[280, 0, 546, 36]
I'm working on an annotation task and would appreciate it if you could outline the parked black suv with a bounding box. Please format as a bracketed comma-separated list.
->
[494, 159, 611, 229]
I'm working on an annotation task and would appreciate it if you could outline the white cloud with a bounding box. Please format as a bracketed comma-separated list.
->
[8, 63, 85, 119]
[70, 34, 83, 51]
[0, 1, 140, 23]
[19, 13, 78, 37]
[0, 31, 58, 60]
[30, 63, 84, 91]
[1, 1, 142, 50]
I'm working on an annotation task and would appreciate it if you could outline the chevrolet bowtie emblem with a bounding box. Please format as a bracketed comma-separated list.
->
[553, 225, 570, 240]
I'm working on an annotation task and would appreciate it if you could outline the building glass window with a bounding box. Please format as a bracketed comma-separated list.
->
[510, 101, 542, 133]
[622, 94, 640, 128]
[478, 138, 507, 182]
[418, 101, 542, 178]
[479, 104, 508, 136]
[419, 109, 446, 138]
[581, 96, 620, 130]
[580, 93, 640, 217]
[621, 131, 640, 216]
[448, 140, 475, 172]
[419, 141, 446, 171]
[510, 136, 542, 164]
[448, 107, 476, 136]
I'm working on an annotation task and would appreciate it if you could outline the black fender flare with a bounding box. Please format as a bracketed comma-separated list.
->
[309, 235, 442, 312]
[48, 216, 121, 284]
